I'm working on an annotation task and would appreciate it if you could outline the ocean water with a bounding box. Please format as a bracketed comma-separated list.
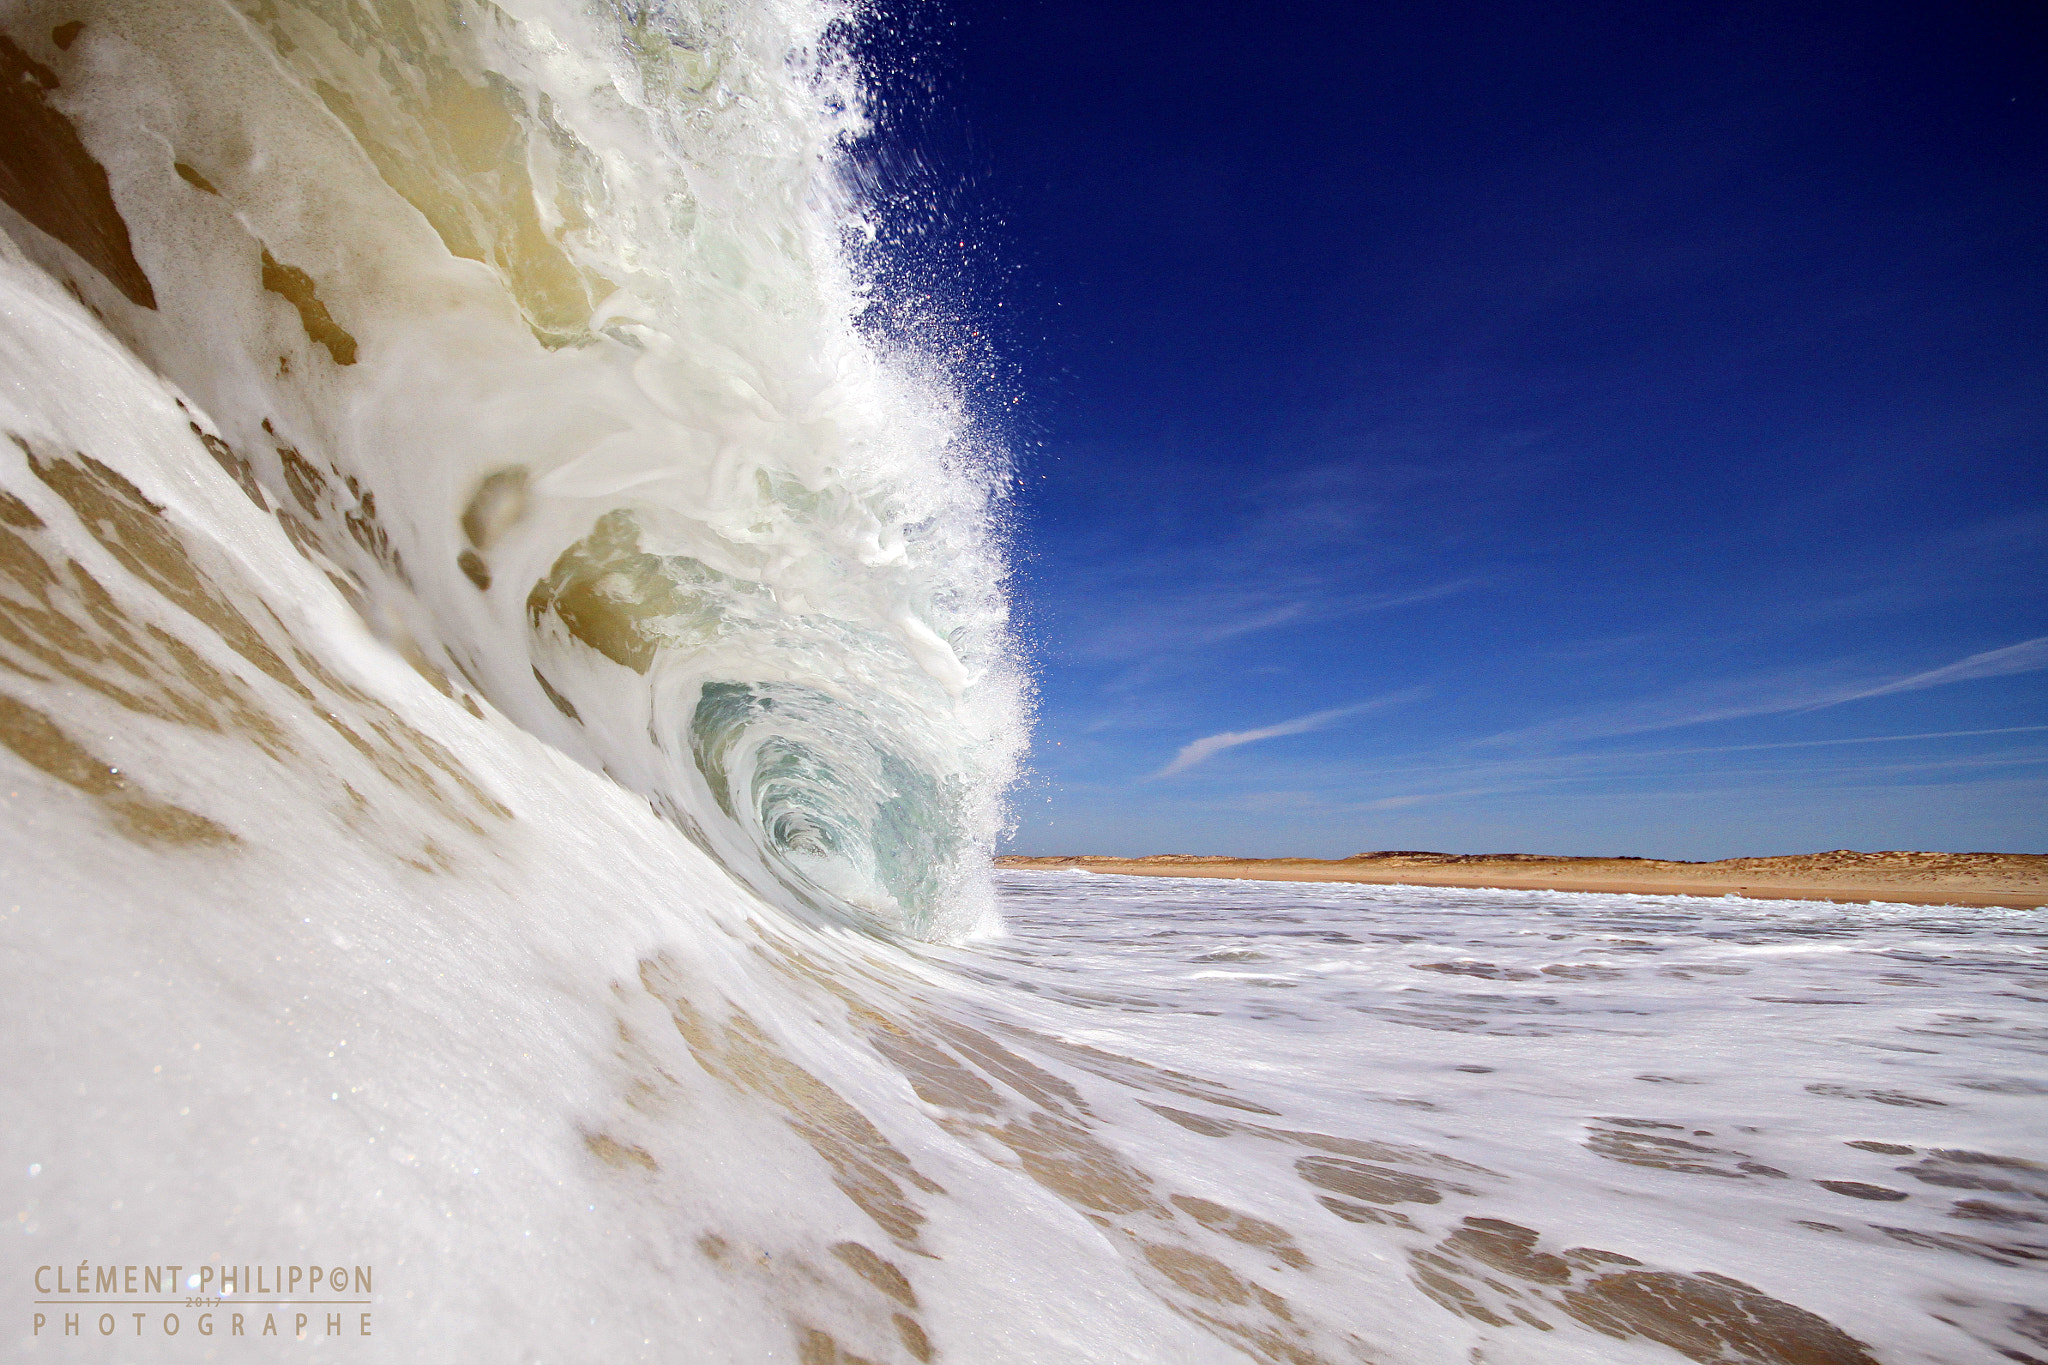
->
[0, 1, 2041, 1361]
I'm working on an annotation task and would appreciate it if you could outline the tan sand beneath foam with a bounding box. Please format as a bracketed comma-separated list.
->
[994, 850, 2048, 910]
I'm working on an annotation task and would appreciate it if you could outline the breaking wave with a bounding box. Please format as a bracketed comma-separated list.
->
[0, 0, 1021, 940]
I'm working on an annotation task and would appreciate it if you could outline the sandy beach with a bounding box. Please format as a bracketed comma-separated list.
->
[996, 849, 2048, 909]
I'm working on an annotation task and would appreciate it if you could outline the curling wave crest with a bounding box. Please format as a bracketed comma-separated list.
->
[0, 0, 1021, 939]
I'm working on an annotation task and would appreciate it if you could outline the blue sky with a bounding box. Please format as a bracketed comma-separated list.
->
[874, 0, 2046, 858]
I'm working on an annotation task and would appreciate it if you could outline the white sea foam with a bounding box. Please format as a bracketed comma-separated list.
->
[0, 2, 2041, 1362]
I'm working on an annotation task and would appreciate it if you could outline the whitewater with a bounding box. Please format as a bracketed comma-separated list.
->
[0, 1, 2040, 1361]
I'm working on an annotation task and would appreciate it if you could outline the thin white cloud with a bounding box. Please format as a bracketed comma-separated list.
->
[1626, 724, 2048, 757]
[1074, 579, 1477, 663]
[1815, 636, 2048, 708]
[1161, 724, 2048, 822]
[1149, 691, 1426, 779]
[1473, 637, 2048, 751]
[1358, 785, 1521, 811]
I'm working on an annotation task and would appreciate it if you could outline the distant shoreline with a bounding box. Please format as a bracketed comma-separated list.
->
[994, 850, 2048, 910]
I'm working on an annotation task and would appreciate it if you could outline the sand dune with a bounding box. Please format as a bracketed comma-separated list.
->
[996, 849, 2048, 909]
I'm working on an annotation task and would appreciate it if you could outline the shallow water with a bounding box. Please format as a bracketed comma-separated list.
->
[954, 873, 2047, 1365]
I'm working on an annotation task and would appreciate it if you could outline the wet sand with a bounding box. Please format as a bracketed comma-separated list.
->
[995, 850, 2048, 909]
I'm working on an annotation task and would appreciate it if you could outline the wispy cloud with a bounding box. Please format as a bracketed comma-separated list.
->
[1815, 636, 2048, 708]
[1222, 726, 2048, 816]
[1628, 724, 2048, 757]
[1149, 690, 1426, 779]
[1073, 579, 1475, 665]
[1473, 637, 2048, 751]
